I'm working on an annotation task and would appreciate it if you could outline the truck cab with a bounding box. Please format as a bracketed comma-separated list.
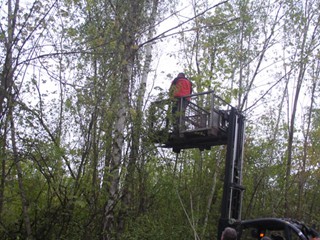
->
[238, 218, 319, 240]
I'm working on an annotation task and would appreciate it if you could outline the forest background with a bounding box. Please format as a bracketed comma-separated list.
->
[1, 0, 320, 239]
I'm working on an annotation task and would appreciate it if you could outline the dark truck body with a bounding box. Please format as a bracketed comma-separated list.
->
[237, 218, 319, 240]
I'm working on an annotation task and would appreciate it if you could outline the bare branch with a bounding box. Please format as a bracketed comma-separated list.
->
[138, 1, 229, 48]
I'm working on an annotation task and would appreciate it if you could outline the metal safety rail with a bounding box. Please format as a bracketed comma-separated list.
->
[148, 90, 235, 152]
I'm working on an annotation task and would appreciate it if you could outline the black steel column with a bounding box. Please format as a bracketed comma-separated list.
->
[218, 107, 245, 239]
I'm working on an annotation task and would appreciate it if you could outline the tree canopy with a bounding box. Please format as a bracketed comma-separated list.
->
[1, 0, 320, 239]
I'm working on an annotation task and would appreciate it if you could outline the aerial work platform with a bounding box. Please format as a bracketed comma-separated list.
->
[149, 91, 320, 240]
[149, 90, 242, 153]
[149, 90, 246, 238]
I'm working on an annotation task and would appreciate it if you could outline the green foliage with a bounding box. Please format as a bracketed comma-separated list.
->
[1, 0, 320, 238]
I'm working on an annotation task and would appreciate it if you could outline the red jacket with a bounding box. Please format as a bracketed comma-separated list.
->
[171, 77, 192, 100]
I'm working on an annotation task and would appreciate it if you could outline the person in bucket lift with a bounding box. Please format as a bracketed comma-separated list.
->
[169, 72, 192, 135]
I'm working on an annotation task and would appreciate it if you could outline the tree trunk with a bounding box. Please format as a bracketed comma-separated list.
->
[0, 121, 7, 218]
[122, 0, 159, 216]
[1, 0, 33, 237]
[298, 61, 319, 218]
[284, 3, 318, 215]
[9, 96, 33, 238]
[285, 50, 306, 217]
[201, 158, 218, 238]
[103, 38, 133, 240]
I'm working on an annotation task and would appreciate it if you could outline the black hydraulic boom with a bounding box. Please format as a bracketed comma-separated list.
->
[218, 107, 245, 239]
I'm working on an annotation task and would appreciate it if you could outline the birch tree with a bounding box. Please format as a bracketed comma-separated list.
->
[282, 0, 320, 216]
[0, 0, 62, 238]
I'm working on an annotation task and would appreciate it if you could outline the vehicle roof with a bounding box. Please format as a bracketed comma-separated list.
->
[240, 218, 319, 240]
[241, 218, 301, 231]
